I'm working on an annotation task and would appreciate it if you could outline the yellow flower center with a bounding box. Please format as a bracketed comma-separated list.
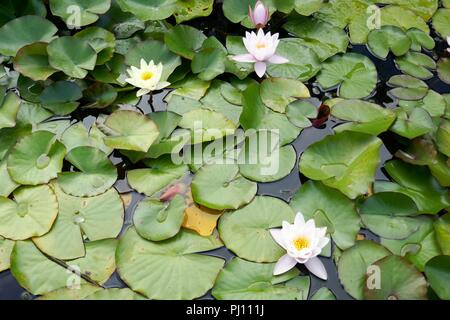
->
[255, 42, 267, 49]
[141, 71, 154, 81]
[293, 237, 310, 250]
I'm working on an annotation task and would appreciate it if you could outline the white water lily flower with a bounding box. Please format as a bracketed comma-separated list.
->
[249, 0, 270, 29]
[270, 212, 330, 280]
[447, 36, 450, 53]
[232, 29, 289, 78]
[125, 59, 170, 97]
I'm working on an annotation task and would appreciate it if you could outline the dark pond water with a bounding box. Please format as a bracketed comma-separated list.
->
[1, 4, 450, 300]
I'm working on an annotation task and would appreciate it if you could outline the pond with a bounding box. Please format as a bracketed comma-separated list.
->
[0, 0, 449, 300]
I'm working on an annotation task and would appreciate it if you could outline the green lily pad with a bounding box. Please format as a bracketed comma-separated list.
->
[115, 0, 177, 21]
[0, 185, 58, 240]
[0, 160, 18, 197]
[32, 183, 123, 260]
[337, 240, 391, 300]
[266, 39, 321, 81]
[331, 99, 396, 135]
[316, 53, 377, 99]
[291, 180, 360, 250]
[286, 100, 317, 128]
[39, 81, 82, 116]
[116, 227, 224, 299]
[0, 15, 57, 56]
[299, 131, 382, 199]
[173, 0, 214, 23]
[0, 124, 32, 161]
[125, 40, 181, 81]
[310, 287, 336, 300]
[212, 257, 311, 300]
[434, 213, 450, 255]
[11, 239, 117, 295]
[380, 5, 429, 34]
[7, 131, 66, 185]
[60, 122, 112, 154]
[38, 284, 102, 300]
[364, 255, 427, 300]
[0, 90, 20, 130]
[395, 52, 436, 80]
[390, 107, 435, 139]
[13, 42, 57, 81]
[127, 157, 188, 197]
[436, 120, 450, 157]
[375, 160, 450, 214]
[367, 26, 411, 59]
[47, 36, 97, 79]
[98, 110, 159, 153]
[283, 16, 349, 61]
[191, 163, 257, 210]
[381, 216, 442, 272]
[0, 237, 14, 272]
[218, 196, 295, 262]
[84, 288, 145, 300]
[424, 255, 450, 300]
[164, 25, 207, 60]
[432, 8, 450, 38]
[74, 27, 115, 65]
[191, 37, 227, 81]
[57, 146, 117, 197]
[406, 28, 435, 52]
[133, 195, 186, 242]
[387, 74, 429, 101]
[238, 131, 297, 183]
[260, 78, 310, 113]
[359, 192, 422, 239]
[437, 58, 450, 85]
[49, 0, 111, 27]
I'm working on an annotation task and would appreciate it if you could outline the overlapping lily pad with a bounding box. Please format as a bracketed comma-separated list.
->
[116, 227, 224, 299]
[0, 237, 14, 272]
[219, 196, 295, 262]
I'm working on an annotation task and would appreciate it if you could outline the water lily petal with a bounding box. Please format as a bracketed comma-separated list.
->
[304, 257, 328, 280]
[268, 54, 289, 64]
[136, 88, 150, 97]
[273, 254, 297, 275]
[269, 228, 286, 249]
[232, 54, 257, 63]
[294, 212, 305, 227]
[254, 61, 267, 78]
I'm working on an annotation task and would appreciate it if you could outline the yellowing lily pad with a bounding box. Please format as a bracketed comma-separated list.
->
[183, 190, 223, 236]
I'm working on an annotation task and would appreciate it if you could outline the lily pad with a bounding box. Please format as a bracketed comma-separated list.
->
[133, 195, 186, 241]
[364, 255, 427, 300]
[434, 214, 450, 255]
[191, 163, 257, 210]
[437, 58, 450, 85]
[212, 257, 311, 300]
[218, 196, 295, 262]
[49, 0, 111, 27]
[116, 227, 224, 299]
[32, 183, 123, 260]
[406, 28, 435, 52]
[260, 78, 310, 113]
[310, 287, 336, 300]
[337, 240, 391, 300]
[432, 8, 450, 37]
[57, 146, 117, 197]
[0, 90, 20, 130]
[424, 255, 450, 300]
[331, 99, 396, 135]
[84, 288, 145, 300]
[127, 157, 188, 197]
[13, 42, 57, 81]
[47, 36, 98, 79]
[0, 160, 18, 197]
[38, 81, 82, 116]
[7, 131, 66, 185]
[367, 26, 411, 59]
[38, 284, 101, 300]
[98, 110, 159, 153]
[387, 74, 429, 101]
[390, 107, 435, 139]
[191, 37, 227, 81]
[299, 131, 382, 199]
[173, 0, 214, 23]
[291, 180, 360, 250]
[0, 15, 57, 56]
[115, 0, 178, 21]
[316, 53, 377, 99]
[60, 122, 112, 154]
[285, 100, 317, 128]
[0, 237, 14, 272]
[395, 52, 436, 80]
[164, 25, 207, 60]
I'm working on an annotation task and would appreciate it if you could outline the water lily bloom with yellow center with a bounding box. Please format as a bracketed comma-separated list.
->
[249, 0, 270, 29]
[232, 29, 289, 78]
[125, 59, 170, 97]
[270, 212, 330, 280]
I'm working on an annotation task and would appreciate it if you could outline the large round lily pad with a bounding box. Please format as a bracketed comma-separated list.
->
[0, 185, 58, 240]
[219, 196, 295, 263]
[337, 240, 391, 300]
[364, 255, 427, 300]
[0, 237, 14, 272]
[116, 227, 224, 300]
[13, 42, 57, 81]
[32, 183, 123, 260]
[212, 258, 310, 300]
[49, 0, 111, 27]
[133, 194, 186, 241]
[299, 131, 382, 199]
[191, 163, 257, 210]
[57, 146, 117, 197]
[7, 131, 66, 185]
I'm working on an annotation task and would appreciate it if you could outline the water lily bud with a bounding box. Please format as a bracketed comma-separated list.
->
[249, 1, 270, 29]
